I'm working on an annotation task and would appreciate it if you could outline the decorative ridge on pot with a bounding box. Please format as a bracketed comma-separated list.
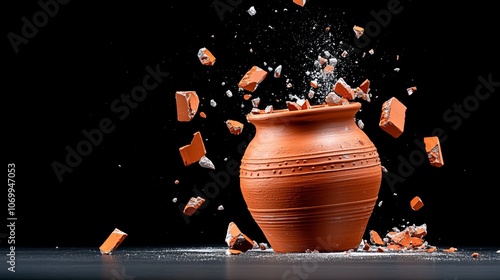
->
[240, 101, 382, 253]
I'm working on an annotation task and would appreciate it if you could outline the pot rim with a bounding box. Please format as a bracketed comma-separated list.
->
[246, 102, 362, 123]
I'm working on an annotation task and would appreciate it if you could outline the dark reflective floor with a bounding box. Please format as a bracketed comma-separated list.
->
[3, 246, 500, 280]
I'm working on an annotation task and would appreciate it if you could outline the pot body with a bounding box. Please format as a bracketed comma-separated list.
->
[240, 103, 382, 253]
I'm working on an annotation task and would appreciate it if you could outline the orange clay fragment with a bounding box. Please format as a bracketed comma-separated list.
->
[286, 101, 302, 111]
[238, 66, 267, 92]
[99, 228, 128, 255]
[443, 247, 458, 253]
[424, 136, 444, 167]
[197, 47, 216, 66]
[379, 97, 406, 138]
[226, 120, 244, 135]
[323, 64, 335, 74]
[333, 78, 355, 100]
[225, 222, 254, 253]
[410, 196, 424, 211]
[175, 91, 199, 122]
[369, 230, 385, 246]
[293, 0, 307, 7]
[179, 131, 206, 166]
[359, 79, 370, 94]
[183, 196, 206, 216]
[353, 25, 364, 38]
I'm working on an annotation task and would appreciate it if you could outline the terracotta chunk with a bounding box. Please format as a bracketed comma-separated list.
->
[225, 120, 244, 135]
[183, 196, 206, 216]
[286, 101, 302, 111]
[353, 25, 364, 38]
[238, 66, 267, 92]
[379, 97, 407, 138]
[333, 78, 355, 100]
[293, 0, 307, 7]
[99, 228, 127, 255]
[197, 47, 216, 66]
[410, 196, 424, 211]
[424, 136, 444, 167]
[359, 79, 370, 94]
[175, 91, 199, 122]
[225, 222, 254, 253]
[179, 131, 206, 166]
[369, 230, 385, 246]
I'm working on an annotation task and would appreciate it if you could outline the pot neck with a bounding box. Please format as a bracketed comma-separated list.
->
[246, 102, 361, 127]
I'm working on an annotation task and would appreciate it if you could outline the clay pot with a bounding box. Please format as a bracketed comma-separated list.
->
[240, 102, 382, 253]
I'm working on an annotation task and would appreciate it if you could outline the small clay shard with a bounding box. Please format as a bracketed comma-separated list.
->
[410, 196, 424, 211]
[226, 120, 244, 135]
[99, 228, 128, 255]
[293, 0, 307, 7]
[424, 136, 444, 167]
[379, 97, 406, 138]
[197, 47, 216, 66]
[333, 78, 355, 100]
[274, 65, 282, 78]
[238, 66, 267, 92]
[353, 25, 364, 38]
[183, 196, 206, 216]
[175, 91, 199, 122]
[179, 131, 206, 166]
[225, 222, 254, 253]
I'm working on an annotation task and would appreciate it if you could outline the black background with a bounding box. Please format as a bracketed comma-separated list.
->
[5, 0, 499, 249]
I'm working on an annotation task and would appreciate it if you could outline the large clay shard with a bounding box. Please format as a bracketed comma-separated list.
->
[225, 222, 254, 253]
[238, 66, 267, 92]
[179, 131, 206, 166]
[175, 91, 199, 122]
[379, 97, 406, 138]
[423, 136, 444, 167]
[99, 228, 127, 255]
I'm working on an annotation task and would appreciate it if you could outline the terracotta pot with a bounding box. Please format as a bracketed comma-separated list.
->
[240, 102, 382, 253]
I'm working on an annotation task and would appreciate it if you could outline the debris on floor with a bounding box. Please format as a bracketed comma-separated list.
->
[99, 228, 128, 255]
[225, 222, 255, 254]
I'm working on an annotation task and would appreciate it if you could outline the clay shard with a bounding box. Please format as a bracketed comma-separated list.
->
[197, 47, 216, 66]
[175, 91, 200, 122]
[353, 25, 364, 38]
[333, 78, 355, 100]
[379, 97, 407, 138]
[238, 66, 268, 92]
[410, 196, 424, 211]
[225, 222, 254, 253]
[99, 228, 127, 255]
[225, 119, 244, 135]
[369, 230, 386, 246]
[423, 136, 444, 167]
[179, 131, 206, 166]
[274, 65, 282, 78]
[293, 0, 307, 7]
[183, 196, 206, 216]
